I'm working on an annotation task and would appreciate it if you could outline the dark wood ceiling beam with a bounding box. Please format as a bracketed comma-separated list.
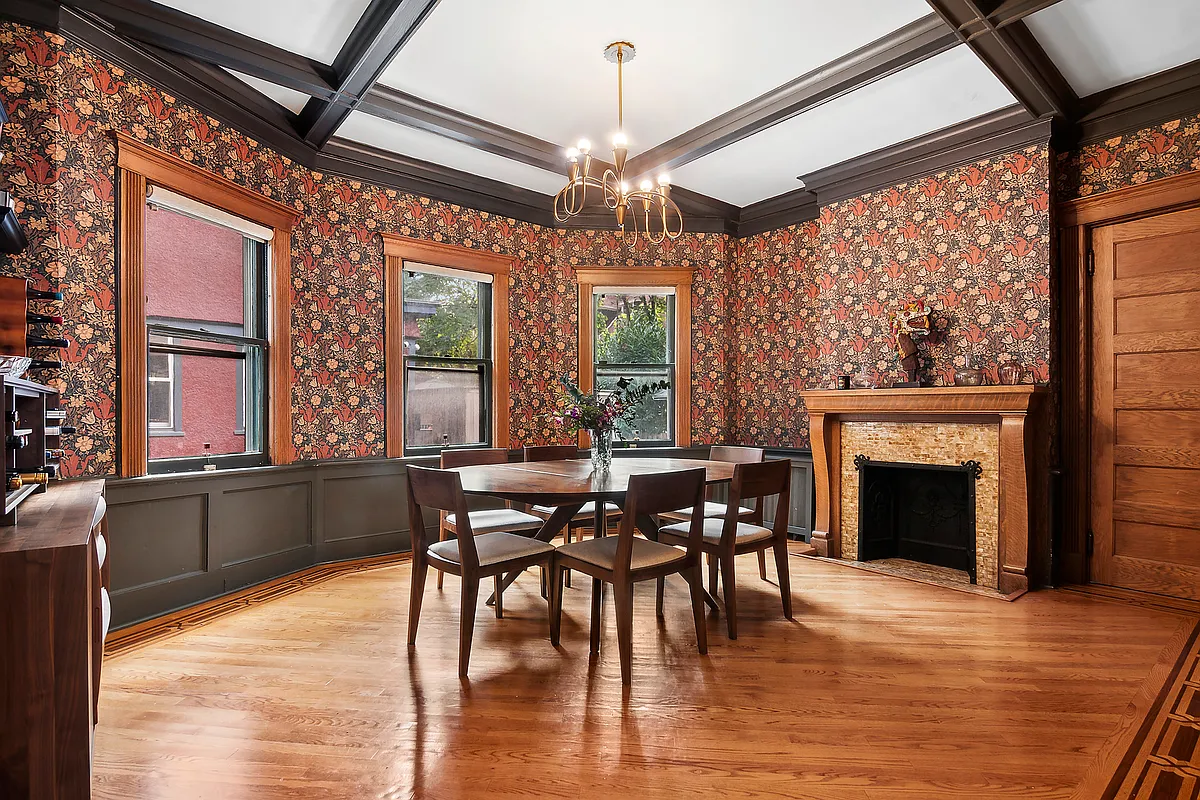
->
[357, 85, 566, 173]
[297, 0, 440, 148]
[66, 0, 337, 99]
[924, 0, 1075, 119]
[972, 0, 1066, 29]
[624, 14, 959, 178]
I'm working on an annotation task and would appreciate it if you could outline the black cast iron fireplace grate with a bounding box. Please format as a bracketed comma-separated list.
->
[854, 455, 982, 584]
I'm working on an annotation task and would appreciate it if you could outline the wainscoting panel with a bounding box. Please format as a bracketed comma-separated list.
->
[219, 482, 313, 568]
[321, 473, 407, 544]
[107, 493, 208, 592]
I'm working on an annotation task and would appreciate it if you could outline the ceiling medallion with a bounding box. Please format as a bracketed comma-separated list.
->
[553, 41, 683, 245]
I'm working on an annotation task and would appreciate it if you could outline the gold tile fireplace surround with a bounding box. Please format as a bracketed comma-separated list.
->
[802, 386, 1049, 595]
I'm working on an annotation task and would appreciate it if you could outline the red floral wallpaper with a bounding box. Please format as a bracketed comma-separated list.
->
[732, 145, 1052, 449]
[0, 21, 1065, 471]
[0, 22, 734, 474]
[1057, 113, 1200, 199]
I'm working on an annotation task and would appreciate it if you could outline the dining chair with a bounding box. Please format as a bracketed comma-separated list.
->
[658, 445, 768, 586]
[658, 458, 792, 640]
[406, 465, 556, 678]
[549, 468, 709, 686]
[523, 444, 622, 587]
[436, 448, 545, 591]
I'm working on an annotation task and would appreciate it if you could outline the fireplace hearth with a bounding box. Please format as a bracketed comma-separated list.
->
[854, 455, 981, 583]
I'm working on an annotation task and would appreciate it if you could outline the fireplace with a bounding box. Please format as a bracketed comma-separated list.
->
[855, 455, 981, 583]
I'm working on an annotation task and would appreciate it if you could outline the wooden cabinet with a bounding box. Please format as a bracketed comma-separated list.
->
[0, 479, 108, 799]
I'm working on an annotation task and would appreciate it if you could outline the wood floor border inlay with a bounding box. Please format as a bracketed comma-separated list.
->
[104, 552, 412, 657]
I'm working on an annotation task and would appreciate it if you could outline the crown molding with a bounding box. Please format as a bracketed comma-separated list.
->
[1073, 58, 1200, 145]
[624, 14, 959, 178]
[67, 0, 337, 99]
[735, 104, 1051, 237]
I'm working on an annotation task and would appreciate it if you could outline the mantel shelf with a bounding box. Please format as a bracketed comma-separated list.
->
[801, 385, 1047, 416]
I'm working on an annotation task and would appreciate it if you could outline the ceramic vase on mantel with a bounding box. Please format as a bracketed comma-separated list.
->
[590, 428, 613, 473]
[954, 354, 985, 387]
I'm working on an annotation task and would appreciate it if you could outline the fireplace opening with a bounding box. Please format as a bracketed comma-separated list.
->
[855, 456, 980, 583]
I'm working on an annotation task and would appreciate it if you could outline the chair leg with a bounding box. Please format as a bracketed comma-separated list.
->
[721, 554, 738, 640]
[436, 525, 448, 591]
[549, 564, 564, 646]
[589, 577, 603, 655]
[707, 552, 718, 596]
[494, 574, 503, 619]
[407, 556, 429, 645]
[564, 527, 572, 589]
[758, 550, 768, 581]
[458, 577, 479, 678]
[683, 564, 708, 655]
[655, 577, 665, 617]
[614, 581, 634, 686]
[773, 539, 793, 619]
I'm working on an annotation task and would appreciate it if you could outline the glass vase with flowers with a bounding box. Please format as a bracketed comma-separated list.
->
[550, 375, 667, 472]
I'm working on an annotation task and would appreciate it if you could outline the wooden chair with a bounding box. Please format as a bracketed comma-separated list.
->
[659, 445, 767, 585]
[549, 468, 709, 685]
[406, 465, 556, 677]
[523, 445, 621, 587]
[658, 459, 792, 640]
[436, 448, 544, 590]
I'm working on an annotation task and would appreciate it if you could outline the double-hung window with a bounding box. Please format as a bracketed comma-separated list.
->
[593, 288, 675, 444]
[144, 188, 269, 473]
[401, 264, 492, 453]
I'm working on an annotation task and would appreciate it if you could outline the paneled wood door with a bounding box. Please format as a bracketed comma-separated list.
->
[1091, 207, 1200, 599]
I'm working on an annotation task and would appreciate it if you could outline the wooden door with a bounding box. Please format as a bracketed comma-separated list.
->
[1091, 207, 1200, 599]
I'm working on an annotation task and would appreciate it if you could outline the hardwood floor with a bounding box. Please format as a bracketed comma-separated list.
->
[92, 550, 1197, 799]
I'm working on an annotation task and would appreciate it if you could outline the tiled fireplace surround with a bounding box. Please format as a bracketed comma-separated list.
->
[802, 387, 1049, 596]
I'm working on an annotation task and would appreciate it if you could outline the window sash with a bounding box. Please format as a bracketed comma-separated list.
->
[402, 356, 491, 454]
[592, 289, 677, 445]
[594, 364, 675, 445]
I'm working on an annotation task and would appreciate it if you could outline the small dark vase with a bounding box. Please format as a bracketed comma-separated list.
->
[998, 362, 1025, 385]
[954, 355, 985, 387]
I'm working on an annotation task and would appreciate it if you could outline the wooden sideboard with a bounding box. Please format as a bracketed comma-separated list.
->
[0, 479, 108, 799]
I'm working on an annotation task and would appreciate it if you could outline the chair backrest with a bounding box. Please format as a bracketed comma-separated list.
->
[710, 445, 765, 464]
[440, 448, 508, 469]
[615, 468, 707, 575]
[707, 445, 765, 504]
[718, 459, 791, 548]
[523, 445, 578, 462]
[406, 465, 482, 568]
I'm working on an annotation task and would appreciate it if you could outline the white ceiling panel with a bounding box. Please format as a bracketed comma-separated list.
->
[152, 0, 373, 65]
[336, 112, 567, 195]
[1026, 0, 1200, 97]
[669, 46, 1016, 206]
[225, 70, 311, 114]
[379, 0, 934, 154]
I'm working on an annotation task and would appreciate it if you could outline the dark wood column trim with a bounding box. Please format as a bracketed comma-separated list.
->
[116, 167, 148, 478]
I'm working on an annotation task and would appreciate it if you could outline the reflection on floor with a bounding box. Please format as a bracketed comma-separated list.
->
[93, 549, 1198, 799]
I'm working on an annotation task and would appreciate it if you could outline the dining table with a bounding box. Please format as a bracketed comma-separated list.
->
[449, 456, 737, 607]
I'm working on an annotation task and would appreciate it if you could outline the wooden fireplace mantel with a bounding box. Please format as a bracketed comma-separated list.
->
[801, 385, 1047, 594]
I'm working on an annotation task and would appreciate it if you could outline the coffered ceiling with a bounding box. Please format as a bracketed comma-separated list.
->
[13, 0, 1200, 234]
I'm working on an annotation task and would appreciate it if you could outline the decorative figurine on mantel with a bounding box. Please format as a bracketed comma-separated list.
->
[889, 299, 933, 387]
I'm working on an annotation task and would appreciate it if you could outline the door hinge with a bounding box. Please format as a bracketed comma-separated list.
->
[1086, 249, 1095, 277]
[1086, 530, 1095, 555]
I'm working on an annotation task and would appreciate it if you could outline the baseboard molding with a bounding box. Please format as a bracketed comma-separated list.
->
[104, 551, 412, 657]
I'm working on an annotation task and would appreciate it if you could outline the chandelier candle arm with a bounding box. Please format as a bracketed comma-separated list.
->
[551, 40, 684, 245]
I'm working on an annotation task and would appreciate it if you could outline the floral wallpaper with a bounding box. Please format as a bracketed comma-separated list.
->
[0, 22, 735, 475]
[1057, 112, 1200, 199]
[732, 146, 1053, 449]
[0, 20, 1108, 471]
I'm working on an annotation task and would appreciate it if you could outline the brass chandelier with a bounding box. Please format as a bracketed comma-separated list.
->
[553, 41, 684, 245]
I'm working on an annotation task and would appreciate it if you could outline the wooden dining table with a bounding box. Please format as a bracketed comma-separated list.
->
[449, 456, 736, 607]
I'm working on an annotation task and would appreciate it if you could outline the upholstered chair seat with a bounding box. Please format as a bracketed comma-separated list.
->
[445, 508, 544, 534]
[661, 518, 774, 547]
[429, 531, 555, 568]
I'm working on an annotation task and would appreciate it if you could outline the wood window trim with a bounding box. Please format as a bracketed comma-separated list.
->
[115, 133, 300, 478]
[576, 267, 693, 449]
[1055, 168, 1200, 585]
[381, 235, 512, 457]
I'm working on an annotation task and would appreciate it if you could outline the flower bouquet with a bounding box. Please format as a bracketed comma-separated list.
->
[550, 374, 667, 471]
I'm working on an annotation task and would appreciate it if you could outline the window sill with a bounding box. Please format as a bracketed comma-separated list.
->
[149, 429, 185, 438]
